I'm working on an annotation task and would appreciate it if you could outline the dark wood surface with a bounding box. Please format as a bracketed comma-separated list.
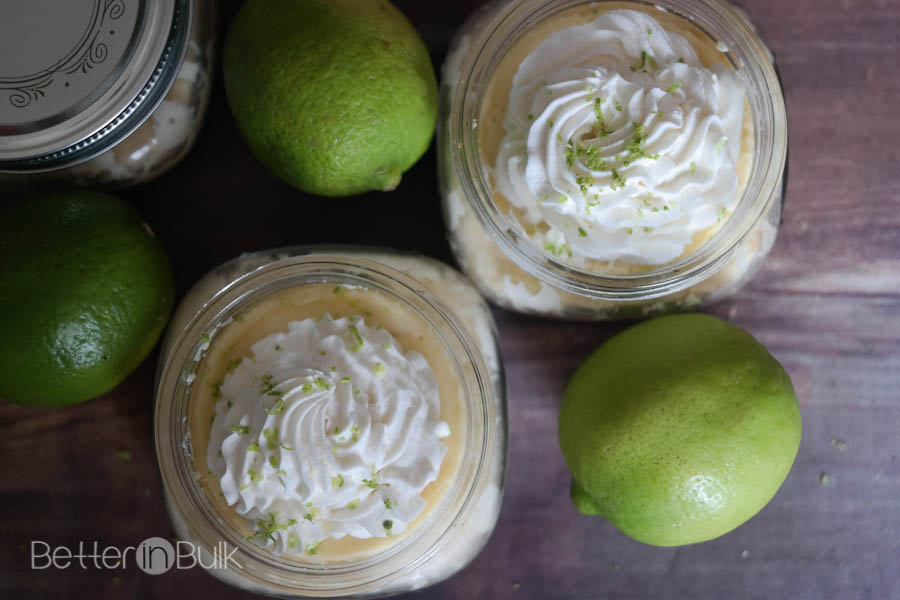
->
[2, 1, 899, 598]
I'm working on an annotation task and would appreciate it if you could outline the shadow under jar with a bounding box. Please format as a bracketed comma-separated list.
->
[154, 247, 506, 598]
[439, 0, 788, 320]
[0, 0, 215, 191]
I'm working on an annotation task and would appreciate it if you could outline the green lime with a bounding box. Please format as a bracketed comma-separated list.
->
[559, 313, 801, 546]
[0, 191, 174, 408]
[223, 0, 438, 196]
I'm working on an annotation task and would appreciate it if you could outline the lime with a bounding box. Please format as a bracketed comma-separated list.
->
[223, 0, 438, 196]
[0, 191, 174, 408]
[559, 313, 801, 546]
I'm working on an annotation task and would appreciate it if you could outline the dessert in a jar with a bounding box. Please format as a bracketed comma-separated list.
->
[154, 247, 505, 598]
[0, 0, 215, 191]
[439, 0, 788, 320]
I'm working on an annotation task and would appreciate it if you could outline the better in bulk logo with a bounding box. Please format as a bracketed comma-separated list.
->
[31, 537, 240, 574]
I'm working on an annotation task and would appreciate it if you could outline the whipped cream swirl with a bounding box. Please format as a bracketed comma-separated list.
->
[494, 9, 746, 266]
[206, 314, 449, 555]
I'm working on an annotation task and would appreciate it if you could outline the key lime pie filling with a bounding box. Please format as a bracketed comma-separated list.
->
[439, 0, 787, 318]
[155, 249, 505, 597]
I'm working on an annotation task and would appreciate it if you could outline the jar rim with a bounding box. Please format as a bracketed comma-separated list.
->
[0, 0, 192, 172]
[154, 253, 498, 595]
[448, 0, 788, 301]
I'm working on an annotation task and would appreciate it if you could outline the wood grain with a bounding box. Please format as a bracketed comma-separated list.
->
[2, 1, 899, 598]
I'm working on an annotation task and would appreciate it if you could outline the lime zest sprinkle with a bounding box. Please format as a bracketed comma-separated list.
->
[340, 376, 352, 383]
[715, 138, 726, 154]
[372, 363, 386, 376]
[274, 344, 281, 351]
[226, 358, 242, 373]
[626, 227, 634, 234]
[575, 175, 593, 195]
[610, 169, 626, 191]
[667, 82, 681, 92]
[383, 520, 393, 535]
[592, 98, 613, 137]
[230, 425, 249, 436]
[630, 50, 649, 72]
[314, 377, 331, 390]
[301, 383, 313, 393]
[248, 442, 260, 452]
[548, 118, 555, 127]
[615, 101, 623, 111]
[269, 455, 280, 469]
[200, 333, 210, 345]
[306, 542, 319, 556]
[527, 113, 534, 121]
[264, 427, 279, 450]
[384, 498, 393, 509]
[345, 325, 364, 353]
[346, 499, 359, 509]
[248, 469, 263, 484]
[259, 373, 277, 395]
[623, 121, 660, 165]
[351, 426, 360, 442]
[690, 160, 697, 173]
[250, 512, 297, 546]
[643, 226, 655, 233]
[332, 474, 345, 488]
[266, 397, 285, 415]
[578, 227, 588, 237]
[287, 532, 300, 549]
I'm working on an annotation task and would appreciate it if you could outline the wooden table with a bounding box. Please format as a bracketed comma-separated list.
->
[2, 1, 898, 598]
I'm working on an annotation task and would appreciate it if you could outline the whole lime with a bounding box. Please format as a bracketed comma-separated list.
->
[223, 0, 438, 196]
[559, 313, 801, 546]
[0, 191, 174, 408]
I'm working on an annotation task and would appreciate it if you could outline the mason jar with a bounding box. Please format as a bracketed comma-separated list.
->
[439, 0, 788, 320]
[154, 247, 506, 598]
[0, 0, 215, 191]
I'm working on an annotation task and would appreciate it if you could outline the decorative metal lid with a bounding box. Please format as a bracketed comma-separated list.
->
[0, 0, 190, 172]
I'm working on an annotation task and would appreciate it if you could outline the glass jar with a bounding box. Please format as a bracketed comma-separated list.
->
[154, 247, 506, 598]
[0, 0, 215, 191]
[438, 0, 788, 320]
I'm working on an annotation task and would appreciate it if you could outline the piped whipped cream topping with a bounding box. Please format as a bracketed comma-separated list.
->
[206, 314, 449, 555]
[494, 9, 745, 266]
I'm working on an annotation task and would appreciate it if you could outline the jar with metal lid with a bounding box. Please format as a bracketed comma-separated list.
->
[438, 0, 788, 320]
[154, 246, 507, 597]
[0, 0, 215, 191]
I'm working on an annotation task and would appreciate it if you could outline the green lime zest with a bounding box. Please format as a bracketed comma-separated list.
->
[266, 397, 285, 415]
[384, 498, 393, 509]
[248, 442, 260, 452]
[610, 169, 626, 191]
[592, 98, 613, 137]
[578, 227, 588, 237]
[230, 424, 249, 436]
[332, 473, 345, 488]
[264, 427, 279, 450]
[345, 325, 364, 353]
